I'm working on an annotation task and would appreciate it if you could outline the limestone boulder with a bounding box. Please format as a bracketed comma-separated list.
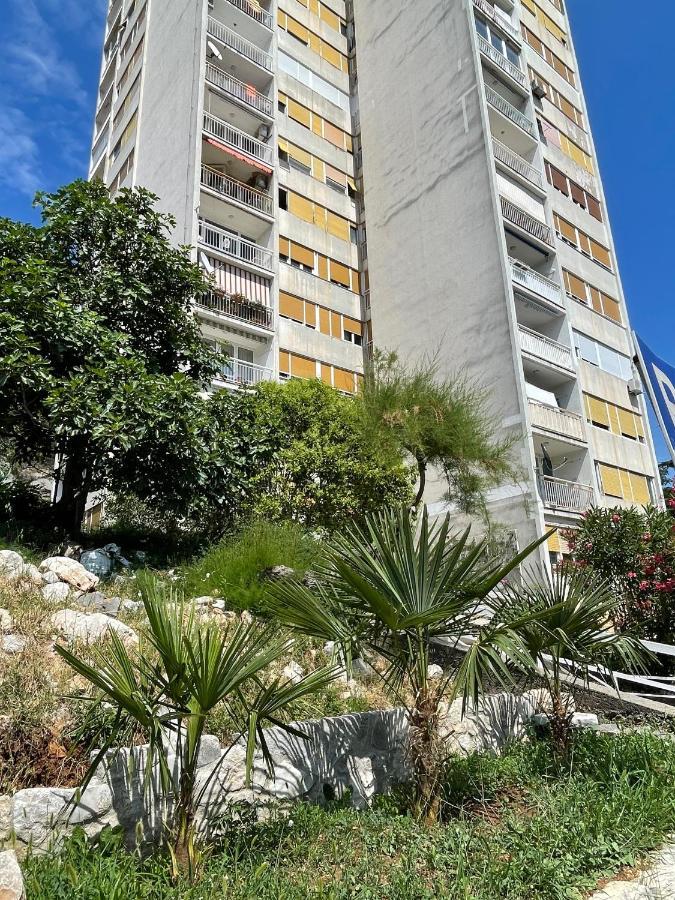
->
[41, 583, 70, 605]
[50, 609, 138, 645]
[0, 552, 23, 583]
[39, 557, 99, 593]
[0, 611, 12, 634]
[1, 636, 26, 655]
[0, 850, 24, 899]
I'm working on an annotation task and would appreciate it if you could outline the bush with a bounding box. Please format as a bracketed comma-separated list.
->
[181, 519, 321, 611]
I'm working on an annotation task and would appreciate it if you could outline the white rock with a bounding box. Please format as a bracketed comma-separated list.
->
[0, 609, 12, 633]
[240, 611, 253, 626]
[0, 849, 24, 900]
[0, 551, 24, 582]
[427, 664, 444, 679]
[0, 796, 12, 843]
[120, 599, 143, 614]
[323, 641, 336, 656]
[1, 635, 26, 655]
[192, 596, 213, 606]
[39, 557, 99, 592]
[41, 571, 60, 585]
[41, 582, 70, 604]
[283, 662, 305, 685]
[571, 712, 599, 729]
[20, 563, 43, 586]
[351, 657, 378, 682]
[50, 609, 138, 645]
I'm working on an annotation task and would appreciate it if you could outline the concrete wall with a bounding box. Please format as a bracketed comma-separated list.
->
[133, 0, 206, 246]
[4, 692, 544, 854]
[352, 0, 542, 553]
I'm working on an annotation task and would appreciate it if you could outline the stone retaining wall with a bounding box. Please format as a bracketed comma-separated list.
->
[2, 690, 544, 856]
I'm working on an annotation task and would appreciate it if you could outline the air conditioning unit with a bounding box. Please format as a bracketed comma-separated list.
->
[531, 80, 546, 99]
[628, 379, 643, 397]
[257, 124, 270, 141]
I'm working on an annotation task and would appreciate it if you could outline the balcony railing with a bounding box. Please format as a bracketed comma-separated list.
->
[207, 16, 273, 71]
[198, 219, 274, 271]
[225, 0, 273, 29]
[201, 165, 273, 216]
[203, 112, 273, 165]
[510, 260, 564, 308]
[205, 62, 273, 116]
[519, 326, 575, 371]
[529, 401, 585, 442]
[196, 290, 273, 330]
[473, 0, 521, 41]
[476, 33, 526, 87]
[492, 138, 543, 188]
[537, 475, 594, 513]
[500, 196, 554, 246]
[485, 85, 536, 137]
[218, 359, 274, 387]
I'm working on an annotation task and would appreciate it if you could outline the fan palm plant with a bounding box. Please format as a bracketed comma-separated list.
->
[265, 505, 547, 823]
[55, 581, 338, 880]
[500, 566, 649, 755]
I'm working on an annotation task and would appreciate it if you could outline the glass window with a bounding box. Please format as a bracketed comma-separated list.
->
[475, 17, 489, 40]
[506, 44, 520, 66]
[491, 31, 504, 52]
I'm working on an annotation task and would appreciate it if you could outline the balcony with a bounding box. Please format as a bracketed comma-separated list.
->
[201, 164, 273, 217]
[207, 16, 273, 71]
[224, 0, 273, 29]
[476, 33, 526, 88]
[203, 112, 273, 167]
[492, 138, 543, 188]
[473, 0, 521, 41]
[485, 85, 536, 138]
[510, 260, 564, 309]
[196, 289, 273, 330]
[217, 359, 274, 387]
[537, 475, 594, 513]
[198, 218, 274, 271]
[519, 326, 575, 372]
[205, 62, 273, 117]
[500, 196, 554, 246]
[529, 401, 585, 443]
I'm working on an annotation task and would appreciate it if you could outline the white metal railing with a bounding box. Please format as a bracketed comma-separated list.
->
[225, 0, 273, 29]
[500, 196, 554, 246]
[529, 401, 585, 442]
[510, 260, 564, 307]
[473, 0, 521, 41]
[90, 125, 109, 167]
[485, 85, 536, 137]
[205, 62, 273, 116]
[519, 326, 574, 371]
[476, 33, 526, 86]
[492, 138, 542, 188]
[218, 359, 274, 387]
[196, 290, 273, 329]
[203, 112, 273, 165]
[198, 219, 274, 271]
[537, 475, 594, 512]
[207, 16, 273, 71]
[201, 165, 273, 216]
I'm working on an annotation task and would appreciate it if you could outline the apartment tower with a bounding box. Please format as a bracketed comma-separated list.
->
[89, 0, 662, 566]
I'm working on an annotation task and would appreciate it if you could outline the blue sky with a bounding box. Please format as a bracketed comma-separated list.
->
[0, 0, 672, 459]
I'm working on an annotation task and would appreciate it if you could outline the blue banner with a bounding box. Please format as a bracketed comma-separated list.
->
[635, 334, 675, 463]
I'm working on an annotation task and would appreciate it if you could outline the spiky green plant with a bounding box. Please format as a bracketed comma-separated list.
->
[55, 581, 338, 880]
[265, 505, 546, 823]
[501, 567, 649, 754]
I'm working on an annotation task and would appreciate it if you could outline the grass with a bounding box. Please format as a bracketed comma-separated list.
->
[23, 730, 675, 899]
[180, 519, 322, 611]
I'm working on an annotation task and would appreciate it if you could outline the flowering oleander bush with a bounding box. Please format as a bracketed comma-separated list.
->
[563, 505, 675, 643]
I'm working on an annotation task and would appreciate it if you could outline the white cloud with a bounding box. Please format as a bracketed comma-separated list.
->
[0, 107, 41, 199]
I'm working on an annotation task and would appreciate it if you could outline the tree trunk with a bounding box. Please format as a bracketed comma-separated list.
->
[412, 455, 427, 511]
[52, 450, 89, 535]
[410, 688, 443, 824]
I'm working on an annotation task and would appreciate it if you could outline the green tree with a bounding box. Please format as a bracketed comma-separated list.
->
[265, 505, 544, 824]
[0, 180, 222, 532]
[245, 377, 414, 529]
[358, 351, 517, 514]
[57, 582, 337, 879]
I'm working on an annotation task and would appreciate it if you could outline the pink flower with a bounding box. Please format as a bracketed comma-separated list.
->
[643, 533, 652, 541]
[639, 581, 649, 591]
[667, 499, 675, 509]
[627, 572, 637, 579]
[612, 514, 621, 523]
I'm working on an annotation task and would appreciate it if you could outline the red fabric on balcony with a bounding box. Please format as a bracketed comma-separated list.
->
[205, 137, 272, 174]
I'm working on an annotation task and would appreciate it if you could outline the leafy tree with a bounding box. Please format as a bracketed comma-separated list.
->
[245, 378, 414, 529]
[358, 351, 517, 514]
[265, 505, 544, 824]
[0, 180, 222, 532]
[564, 506, 675, 643]
[56, 582, 338, 879]
[501, 567, 646, 755]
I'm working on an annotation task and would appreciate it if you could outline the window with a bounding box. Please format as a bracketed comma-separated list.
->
[278, 98, 287, 115]
[545, 163, 602, 222]
[475, 15, 521, 69]
[562, 270, 622, 324]
[554, 214, 612, 270]
[522, 24, 575, 87]
[350, 225, 358, 244]
[598, 464, 652, 505]
[278, 51, 349, 110]
[573, 330, 632, 381]
[584, 394, 644, 442]
[279, 188, 288, 210]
